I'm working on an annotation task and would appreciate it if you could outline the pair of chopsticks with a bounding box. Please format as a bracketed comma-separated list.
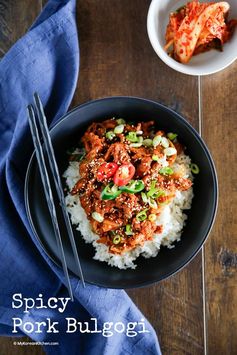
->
[27, 93, 85, 301]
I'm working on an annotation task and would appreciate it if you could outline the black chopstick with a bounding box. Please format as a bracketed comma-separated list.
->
[27, 105, 74, 300]
[33, 93, 85, 288]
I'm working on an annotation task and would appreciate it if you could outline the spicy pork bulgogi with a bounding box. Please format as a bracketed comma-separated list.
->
[66, 118, 196, 257]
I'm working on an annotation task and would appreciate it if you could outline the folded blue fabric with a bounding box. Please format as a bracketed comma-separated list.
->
[0, 1, 161, 354]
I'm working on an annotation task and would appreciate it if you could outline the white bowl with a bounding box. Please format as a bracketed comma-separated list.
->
[147, 0, 237, 75]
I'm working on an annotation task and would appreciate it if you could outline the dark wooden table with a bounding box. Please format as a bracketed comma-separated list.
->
[0, 1, 236, 354]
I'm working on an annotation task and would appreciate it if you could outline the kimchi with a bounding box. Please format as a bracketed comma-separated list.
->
[165, 1, 237, 63]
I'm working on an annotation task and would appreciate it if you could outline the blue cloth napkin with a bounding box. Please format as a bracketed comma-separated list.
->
[0, 1, 161, 354]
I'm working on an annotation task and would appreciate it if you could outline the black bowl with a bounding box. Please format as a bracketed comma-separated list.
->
[25, 96, 218, 288]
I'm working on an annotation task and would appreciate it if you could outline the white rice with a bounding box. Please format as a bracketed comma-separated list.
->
[63, 154, 194, 269]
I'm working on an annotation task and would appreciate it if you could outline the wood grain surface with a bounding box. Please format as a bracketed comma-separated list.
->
[0, 0, 41, 58]
[0, 1, 236, 355]
[202, 62, 237, 354]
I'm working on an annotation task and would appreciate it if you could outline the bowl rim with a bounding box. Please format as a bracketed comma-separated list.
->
[24, 96, 219, 288]
[147, 0, 237, 76]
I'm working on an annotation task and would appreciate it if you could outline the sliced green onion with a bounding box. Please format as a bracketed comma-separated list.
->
[143, 139, 153, 147]
[164, 147, 177, 156]
[130, 136, 143, 148]
[147, 188, 155, 198]
[92, 212, 104, 223]
[148, 198, 158, 209]
[126, 131, 138, 142]
[113, 235, 121, 244]
[147, 180, 158, 198]
[114, 124, 124, 134]
[150, 180, 157, 189]
[152, 154, 159, 161]
[153, 135, 162, 147]
[130, 143, 142, 148]
[136, 209, 148, 222]
[148, 213, 156, 222]
[125, 224, 133, 236]
[167, 132, 178, 140]
[148, 186, 165, 199]
[116, 118, 126, 125]
[141, 192, 149, 203]
[190, 163, 200, 174]
[159, 167, 173, 175]
[161, 137, 169, 148]
[106, 131, 116, 140]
